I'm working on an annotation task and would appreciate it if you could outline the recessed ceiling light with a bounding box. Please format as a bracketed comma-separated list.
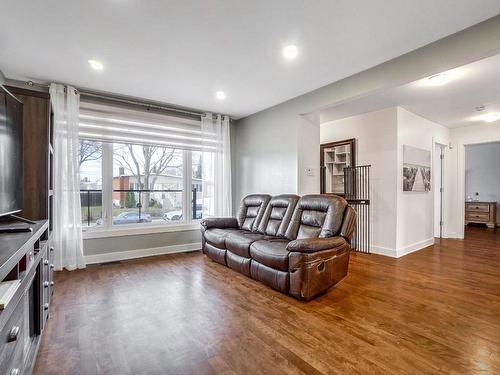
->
[282, 45, 298, 60]
[479, 112, 500, 123]
[88, 59, 104, 71]
[215, 91, 226, 100]
[421, 68, 463, 87]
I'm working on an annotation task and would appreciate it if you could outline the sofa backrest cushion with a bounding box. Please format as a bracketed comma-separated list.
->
[257, 194, 299, 237]
[237, 194, 271, 232]
[285, 195, 348, 240]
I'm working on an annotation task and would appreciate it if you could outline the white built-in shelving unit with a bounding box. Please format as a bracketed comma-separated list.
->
[323, 144, 352, 194]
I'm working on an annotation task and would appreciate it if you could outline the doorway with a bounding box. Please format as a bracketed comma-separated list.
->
[463, 141, 500, 232]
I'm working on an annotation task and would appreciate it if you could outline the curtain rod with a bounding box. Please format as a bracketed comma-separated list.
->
[24, 80, 205, 118]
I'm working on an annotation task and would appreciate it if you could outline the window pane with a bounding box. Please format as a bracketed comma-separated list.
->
[79, 140, 103, 227]
[112, 143, 183, 225]
[192, 151, 203, 220]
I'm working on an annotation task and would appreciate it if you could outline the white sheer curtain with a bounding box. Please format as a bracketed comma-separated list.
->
[50, 84, 86, 271]
[201, 113, 232, 217]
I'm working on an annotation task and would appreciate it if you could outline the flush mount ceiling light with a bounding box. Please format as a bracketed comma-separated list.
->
[88, 59, 104, 71]
[215, 91, 226, 100]
[282, 44, 298, 60]
[479, 112, 500, 123]
[421, 68, 463, 87]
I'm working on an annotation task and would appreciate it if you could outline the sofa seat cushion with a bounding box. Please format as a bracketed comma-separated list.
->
[225, 230, 268, 258]
[204, 228, 228, 248]
[250, 239, 290, 272]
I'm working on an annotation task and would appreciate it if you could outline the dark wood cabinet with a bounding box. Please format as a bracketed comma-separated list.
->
[1, 85, 54, 374]
[5, 87, 51, 221]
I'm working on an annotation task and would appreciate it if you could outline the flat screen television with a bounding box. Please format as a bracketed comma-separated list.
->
[0, 86, 23, 217]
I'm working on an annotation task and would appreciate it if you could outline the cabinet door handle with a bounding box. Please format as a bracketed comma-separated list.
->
[50, 264, 55, 269]
[50, 246, 54, 252]
[44, 259, 49, 265]
[50, 281, 55, 286]
[44, 281, 50, 288]
[44, 303, 49, 310]
[7, 326, 20, 342]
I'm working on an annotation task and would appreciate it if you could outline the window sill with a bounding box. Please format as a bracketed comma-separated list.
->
[82, 222, 201, 240]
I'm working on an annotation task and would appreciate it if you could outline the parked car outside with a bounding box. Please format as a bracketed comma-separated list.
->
[162, 210, 183, 221]
[162, 204, 202, 221]
[95, 211, 152, 225]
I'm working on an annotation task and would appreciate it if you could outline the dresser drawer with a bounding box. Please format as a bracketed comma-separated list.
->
[466, 203, 490, 212]
[3, 336, 24, 375]
[466, 212, 490, 221]
[0, 298, 26, 375]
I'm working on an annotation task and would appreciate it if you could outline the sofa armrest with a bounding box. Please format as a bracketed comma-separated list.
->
[340, 206, 357, 242]
[286, 236, 348, 253]
[200, 217, 239, 230]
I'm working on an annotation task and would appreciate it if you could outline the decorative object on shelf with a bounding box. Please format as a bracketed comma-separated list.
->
[403, 145, 431, 192]
[0, 279, 21, 309]
[320, 138, 356, 195]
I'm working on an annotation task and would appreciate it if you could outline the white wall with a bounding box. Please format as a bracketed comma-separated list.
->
[321, 108, 398, 254]
[320, 107, 451, 257]
[396, 108, 450, 255]
[465, 142, 500, 222]
[297, 115, 320, 195]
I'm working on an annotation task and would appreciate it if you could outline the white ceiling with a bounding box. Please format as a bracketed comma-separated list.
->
[1, 1, 500, 119]
[319, 52, 500, 128]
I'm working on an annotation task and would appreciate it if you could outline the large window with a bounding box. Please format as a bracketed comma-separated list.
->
[79, 140, 204, 230]
[78, 99, 216, 231]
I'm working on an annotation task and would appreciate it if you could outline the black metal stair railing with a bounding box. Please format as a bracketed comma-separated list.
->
[344, 165, 371, 253]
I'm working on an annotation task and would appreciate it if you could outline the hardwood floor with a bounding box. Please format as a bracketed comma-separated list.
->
[34, 227, 500, 374]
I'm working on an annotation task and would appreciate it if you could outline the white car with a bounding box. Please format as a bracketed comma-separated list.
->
[162, 205, 202, 221]
[162, 210, 183, 221]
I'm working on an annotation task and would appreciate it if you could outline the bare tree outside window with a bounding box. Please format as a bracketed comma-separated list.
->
[113, 144, 182, 213]
[79, 140, 102, 166]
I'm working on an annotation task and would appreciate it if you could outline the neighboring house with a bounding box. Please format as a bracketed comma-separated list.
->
[112, 168, 202, 209]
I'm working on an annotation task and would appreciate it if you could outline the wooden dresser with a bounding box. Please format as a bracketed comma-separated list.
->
[465, 202, 497, 228]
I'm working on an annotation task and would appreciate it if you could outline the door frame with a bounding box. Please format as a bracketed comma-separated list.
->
[458, 137, 500, 238]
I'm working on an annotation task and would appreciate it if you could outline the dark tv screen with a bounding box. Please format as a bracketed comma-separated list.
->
[0, 86, 23, 217]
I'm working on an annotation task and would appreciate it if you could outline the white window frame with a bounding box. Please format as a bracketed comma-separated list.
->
[81, 140, 203, 239]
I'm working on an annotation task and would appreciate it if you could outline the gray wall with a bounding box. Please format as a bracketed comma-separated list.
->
[232, 15, 500, 207]
[0, 69, 5, 84]
[465, 142, 500, 221]
[84, 229, 201, 256]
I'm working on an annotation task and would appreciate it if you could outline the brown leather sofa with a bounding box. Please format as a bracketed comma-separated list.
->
[200, 194, 356, 301]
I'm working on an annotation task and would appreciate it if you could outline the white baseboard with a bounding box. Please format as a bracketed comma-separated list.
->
[370, 238, 434, 258]
[84, 242, 202, 265]
[371, 245, 398, 258]
[396, 238, 434, 257]
[443, 232, 461, 239]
